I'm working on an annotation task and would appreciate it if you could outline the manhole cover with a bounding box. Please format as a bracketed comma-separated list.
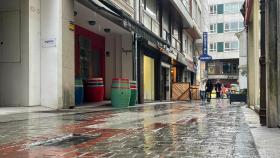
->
[27, 133, 101, 148]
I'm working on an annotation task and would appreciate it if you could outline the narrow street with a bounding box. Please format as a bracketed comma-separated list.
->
[0, 100, 259, 158]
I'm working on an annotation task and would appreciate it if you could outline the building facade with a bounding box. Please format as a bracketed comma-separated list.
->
[243, 0, 280, 128]
[0, 0, 207, 109]
[207, 0, 245, 86]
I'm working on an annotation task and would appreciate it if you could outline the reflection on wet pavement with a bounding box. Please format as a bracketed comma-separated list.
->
[0, 100, 259, 157]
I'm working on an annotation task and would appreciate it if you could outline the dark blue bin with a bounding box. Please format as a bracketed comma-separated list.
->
[75, 79, 84, 105]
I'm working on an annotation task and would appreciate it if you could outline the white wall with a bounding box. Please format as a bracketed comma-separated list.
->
[121, 34, 133, 80]
[29, 0, 41, 106]
[105, 33, 132, 99]
[41, 0, 74, 109]
[61, 0, 75, 107]
[0, 0, 29, 106]
[40, 0, 60, 108]
[238, 30, 247, 89]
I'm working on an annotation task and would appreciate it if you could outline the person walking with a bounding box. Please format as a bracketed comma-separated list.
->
[200, 80, 206, 103]
[206, 80, 213, 102]
[215, 80, 222, 99]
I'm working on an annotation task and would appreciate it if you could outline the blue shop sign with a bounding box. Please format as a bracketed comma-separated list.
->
[199, 32, 212, 61]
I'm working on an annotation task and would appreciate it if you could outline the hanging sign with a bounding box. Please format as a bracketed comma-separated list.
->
[199, 32, 212, 61]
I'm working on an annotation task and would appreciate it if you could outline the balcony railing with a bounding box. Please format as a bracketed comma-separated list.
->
[171, 36, 181, 52]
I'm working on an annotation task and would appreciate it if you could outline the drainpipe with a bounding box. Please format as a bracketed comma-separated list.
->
[259, 0, 266, 126]
[133, 0, 139, 102]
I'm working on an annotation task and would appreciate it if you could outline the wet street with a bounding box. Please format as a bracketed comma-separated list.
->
[0, 100, 259, 158]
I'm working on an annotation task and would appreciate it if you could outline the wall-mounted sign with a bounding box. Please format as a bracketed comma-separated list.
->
[69, 21, 75, 31]
[199, 32, 212, 61]
[41, 38, 56, 48]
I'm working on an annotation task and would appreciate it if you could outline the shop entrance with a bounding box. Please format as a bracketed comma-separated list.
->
[75, 26, 105, 80]
[144, 55, 155, 101]
[161, 63, 171, 100]
[74, 25, 105, 105]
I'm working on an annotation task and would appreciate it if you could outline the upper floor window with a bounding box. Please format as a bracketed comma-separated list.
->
[224, 3, 242, 14]
[224, 21, 244, 32]
[210, 5, 217, 15]
[224, 22, 238, 32]
[210, 24, 217, 33]
[209, 43, 217, 52]
[145, 0, 157, 17]
[224, 41, 239, 51]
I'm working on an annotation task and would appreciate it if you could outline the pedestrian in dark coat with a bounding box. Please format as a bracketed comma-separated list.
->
[205, 80, 213, 102]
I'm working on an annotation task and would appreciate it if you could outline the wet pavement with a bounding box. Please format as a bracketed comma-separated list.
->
[0, 100, 259, 158]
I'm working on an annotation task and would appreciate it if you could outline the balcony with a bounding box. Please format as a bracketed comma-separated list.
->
[186, 20, 202, 39]
[169, 0, 193, 28]
[109, 0, 134, 17]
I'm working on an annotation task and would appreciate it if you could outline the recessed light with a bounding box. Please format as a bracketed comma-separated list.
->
[104, 28, 110, 33]
[88, 21, 96, 26]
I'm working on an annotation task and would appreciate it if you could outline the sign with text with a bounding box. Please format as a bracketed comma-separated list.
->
[199, 32, 212, 61]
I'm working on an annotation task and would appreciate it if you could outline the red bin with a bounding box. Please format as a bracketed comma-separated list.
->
[85, 78, 104, 102]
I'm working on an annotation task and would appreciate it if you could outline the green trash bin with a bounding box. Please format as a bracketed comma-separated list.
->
[111, 78, 131, 108]
[129, 81, 137, 106]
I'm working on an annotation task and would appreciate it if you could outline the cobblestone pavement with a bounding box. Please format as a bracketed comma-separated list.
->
[0, 100, 259, 158]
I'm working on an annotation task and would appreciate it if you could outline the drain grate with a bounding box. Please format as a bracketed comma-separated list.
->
[27, 133, 101, 148]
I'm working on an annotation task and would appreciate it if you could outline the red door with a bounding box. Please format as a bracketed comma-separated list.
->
[75, 25, 105, 81]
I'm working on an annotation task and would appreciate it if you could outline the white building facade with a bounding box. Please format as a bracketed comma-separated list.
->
[207, 0, 245, 85]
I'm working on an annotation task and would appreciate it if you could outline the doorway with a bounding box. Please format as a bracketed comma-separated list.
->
[161, 62, 171, 101]
[143, 55, 155, 101]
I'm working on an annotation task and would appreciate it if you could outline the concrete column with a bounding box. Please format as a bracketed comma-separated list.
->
[265, 0, 278, 127]
[277, 0, 280, 126]
[247, 1, 260, 109]
[41, 0, 74, 109]
[29, 0, 41, 106]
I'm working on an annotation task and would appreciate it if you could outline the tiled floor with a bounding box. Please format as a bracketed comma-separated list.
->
[0, 100, 259, 158]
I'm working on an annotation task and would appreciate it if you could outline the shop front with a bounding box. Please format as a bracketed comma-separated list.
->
[74, 1, 133, 105]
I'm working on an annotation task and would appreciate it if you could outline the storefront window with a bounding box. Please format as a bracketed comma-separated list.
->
[223, 63, 231, 74]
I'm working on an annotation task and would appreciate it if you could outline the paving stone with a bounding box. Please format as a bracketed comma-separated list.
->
[0, 100, 260, 157]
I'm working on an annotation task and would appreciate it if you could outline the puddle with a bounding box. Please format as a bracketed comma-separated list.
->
[27, 133, 101, 148]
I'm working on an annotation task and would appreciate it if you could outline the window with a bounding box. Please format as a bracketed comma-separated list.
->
[145, 0, 157, 17]
[222, 63, 238, 74]
[232, 64, 237, 73]
[209, 43, 217, 52]
[217, 4, 224, 14]
[239, 21, 244, 30]
[217, 42, 224, 52]
[224, 22, 239, 32]
[210, 5, 217, 14]
[223, 63, 231, 74]
[172, 22, 181, 52]
[224, 3, 242, 14]
[210, 24, 217, 33]
[217, 23, 224, 33]
[224, 41, 239, 51]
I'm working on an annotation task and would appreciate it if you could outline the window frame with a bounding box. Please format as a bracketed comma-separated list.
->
[210, 24, 217, 33]
[209, 43, 217, 52]
[224, 41, 239, 52]
[210, 5, 217, 15]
